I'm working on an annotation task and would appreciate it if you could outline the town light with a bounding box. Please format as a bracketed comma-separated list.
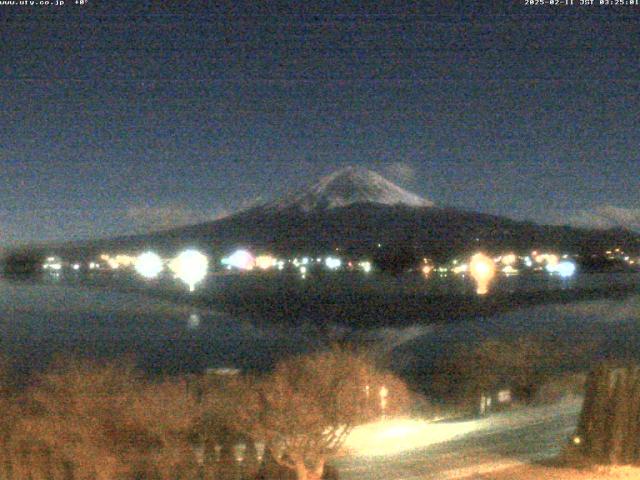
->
[134, 251, 163, 279]
[502, 265, 518, 275]
[325, 257, 342, 270]
[359, 261, 372, 273]
[255, 442, 266, 463]
[233, 443, 246, 463]
[501, 253, 517, 266]
[556, 260, 576, 278]
[452, 263, 468, 274]
[379, 385, 389, 415]
[170, 249, 209, 291]
[221, 249, 255, 271]
[43, 256, 62, 271]
[255, 254, 277, 270]
[469, 252, 496, 295]
[422, 265, 433, 277]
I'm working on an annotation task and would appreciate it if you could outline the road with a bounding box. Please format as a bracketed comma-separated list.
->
[335, 397, 582, 480]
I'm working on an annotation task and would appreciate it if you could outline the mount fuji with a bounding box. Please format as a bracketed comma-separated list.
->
[17, 166, 640, 263]
[262, 166, 434, 212]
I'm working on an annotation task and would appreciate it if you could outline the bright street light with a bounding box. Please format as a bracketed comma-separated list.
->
[134, 251, 163, 279]
[469, 252, 496, 295]
[170, 249, 209, 292]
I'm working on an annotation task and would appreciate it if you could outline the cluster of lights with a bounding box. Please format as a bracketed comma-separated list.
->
[502, 265, 518, 276]
[605, 247, 638, 266]
[134, 249, 209, 292]
[51, 245, 384, 280]
[500, 253, 517, 266]
[43, 242, 590, 295]
[293, 257, 310, 267]
[445, 250, 578, 278]
[43, 257, 62, 271]
[255, 254, 277, 270]
[100, 253, 136, 270]
[325, 256, 342, 270]
[451, 263, 468, 275]
[605, 247, 624, 258]
[534, 253, 559, 268]
[218, 249, 372, 277]
[359, 261, 372, 273]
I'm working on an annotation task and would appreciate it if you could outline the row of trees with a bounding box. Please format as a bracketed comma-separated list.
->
[0, 249, 44, 275]
[0, 336, 593, 478]
[0, 348, 412, 480]
[430, 336, 591, 411]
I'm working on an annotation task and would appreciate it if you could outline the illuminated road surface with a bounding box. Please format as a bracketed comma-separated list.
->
[336, 397, 582, 480]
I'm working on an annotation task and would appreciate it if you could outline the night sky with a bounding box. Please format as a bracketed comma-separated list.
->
[1, 1, 639, 245]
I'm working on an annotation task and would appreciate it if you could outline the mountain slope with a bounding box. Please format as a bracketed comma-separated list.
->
[262, 166, 433, 211]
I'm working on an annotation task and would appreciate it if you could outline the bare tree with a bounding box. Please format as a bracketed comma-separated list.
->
[0, 357, 18, 480]
[124, 378, 201, 480]
[207, 347, 411, 480]
[16, 358, 138, 480]
[12, 357, 200, 480]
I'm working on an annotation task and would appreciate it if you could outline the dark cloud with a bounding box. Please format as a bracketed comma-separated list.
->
[125, 205, 216, 231]
[567, 205, 640, 232]
[383, 162, 417, 186]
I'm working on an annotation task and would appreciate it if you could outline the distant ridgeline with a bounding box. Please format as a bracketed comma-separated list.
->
[4, 211, 640, 271]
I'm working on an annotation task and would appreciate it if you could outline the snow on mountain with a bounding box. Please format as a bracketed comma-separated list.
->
[263, 166, 434, 212]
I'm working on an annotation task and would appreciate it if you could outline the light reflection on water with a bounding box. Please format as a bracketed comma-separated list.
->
[187, 313, 201, 330]
[0, 280, 314, 376]
[0, 277, 639, 378]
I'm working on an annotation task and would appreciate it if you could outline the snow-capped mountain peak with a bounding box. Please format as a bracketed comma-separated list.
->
[264, 165, 434, 211]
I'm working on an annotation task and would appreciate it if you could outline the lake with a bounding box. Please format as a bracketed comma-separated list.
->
[1, 273, 639, 384]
